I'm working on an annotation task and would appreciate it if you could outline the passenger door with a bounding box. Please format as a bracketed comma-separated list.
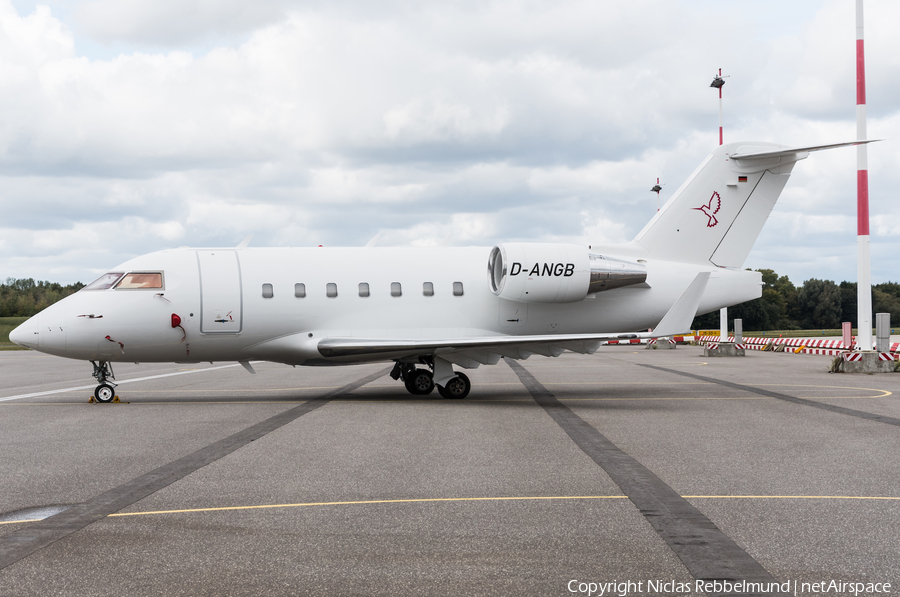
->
[197, 250, 243, 333]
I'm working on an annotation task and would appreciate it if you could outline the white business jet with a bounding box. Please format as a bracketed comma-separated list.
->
[9, 141, 865, 401]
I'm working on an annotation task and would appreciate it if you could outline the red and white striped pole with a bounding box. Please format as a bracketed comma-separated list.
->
[856, 0, 873, 350]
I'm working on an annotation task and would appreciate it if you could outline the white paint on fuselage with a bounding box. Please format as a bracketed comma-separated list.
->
[18, 246, 760, 365]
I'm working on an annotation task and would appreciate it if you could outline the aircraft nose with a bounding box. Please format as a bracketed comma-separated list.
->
[9, 316, 40, 349]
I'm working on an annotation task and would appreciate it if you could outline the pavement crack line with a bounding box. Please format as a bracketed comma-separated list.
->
[638, 363, 900, 427]
[0, 366, 391, 571]
[505, 358, 779, 588]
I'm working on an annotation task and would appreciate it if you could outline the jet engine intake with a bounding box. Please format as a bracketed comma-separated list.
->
[487, 243, 647, 303]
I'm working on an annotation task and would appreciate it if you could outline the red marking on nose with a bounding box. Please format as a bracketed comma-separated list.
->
[171, 314, 182, 328]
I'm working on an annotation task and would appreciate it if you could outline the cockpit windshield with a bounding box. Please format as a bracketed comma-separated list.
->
[83, 272, 124, 290]
[115, 272, 164, 289]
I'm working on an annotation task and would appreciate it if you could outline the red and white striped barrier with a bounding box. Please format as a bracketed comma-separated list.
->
[704, 343, 746, 351]
[838, 352, 898, 362]
[606, 336, 896, 354]
[697, 336, 900, 352]
[795, 348, 848, 357]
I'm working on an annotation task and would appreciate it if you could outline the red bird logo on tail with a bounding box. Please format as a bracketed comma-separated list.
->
[693, 191, 721, 227]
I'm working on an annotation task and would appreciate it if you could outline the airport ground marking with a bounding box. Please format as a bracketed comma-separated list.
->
[6, 378, 887, 406]
[4, 383, 887, 406]
[6, 494, 900, 527]
[754, 384, 892, 399]
[0, 363, 253, 402]
[506, 358, 779, 585]
[107, 495, 900, 518]
[108, 495, 630, 518]
[683, 495, 900, 500]
[0, 366, 391, 571]
[638, 364, 900, 427]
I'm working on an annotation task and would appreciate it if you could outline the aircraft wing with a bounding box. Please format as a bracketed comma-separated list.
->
[316, 272, 709, 366]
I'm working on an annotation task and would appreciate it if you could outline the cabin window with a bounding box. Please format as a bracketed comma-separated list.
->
[114, 272, 164, 290]
[453, 282, 464, 296]
[390, 282, 402, 297]
[326, 283, 338, 298]
[423, 282, 434, 297]
[294, 283, 306, 298]
[262, 283, 274, 298]
[359, 283, 369, 297]
[84, 272, 124, 290]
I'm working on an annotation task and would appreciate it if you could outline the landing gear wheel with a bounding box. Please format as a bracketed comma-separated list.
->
[438, 372, 470, 399]
[94, 383, 115, 403]
[404, 369, 435, 395]
[90, 360, 118, 402]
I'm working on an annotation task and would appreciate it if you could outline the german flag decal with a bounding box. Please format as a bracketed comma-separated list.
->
[738, 176, 748, 183]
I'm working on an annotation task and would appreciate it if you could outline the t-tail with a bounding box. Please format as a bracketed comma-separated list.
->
[631, 140, 874, 267]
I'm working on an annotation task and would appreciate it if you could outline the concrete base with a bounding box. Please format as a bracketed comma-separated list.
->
[704, 342, 745, 357]
[647, 338, 676, 350]
[838, 352, 897, 374]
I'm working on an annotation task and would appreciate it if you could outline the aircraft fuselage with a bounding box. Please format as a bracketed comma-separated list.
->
[14, 245, 760, 366]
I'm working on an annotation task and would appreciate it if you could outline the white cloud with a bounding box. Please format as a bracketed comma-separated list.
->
[1, 0, 898, 287]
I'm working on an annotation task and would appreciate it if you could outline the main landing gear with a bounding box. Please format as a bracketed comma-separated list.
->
[90, 360, 118, 403]
[437, 372, 470, 399]
[390, 361, 471, 399]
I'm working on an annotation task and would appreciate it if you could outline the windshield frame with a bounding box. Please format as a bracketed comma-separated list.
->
[82, 272, 125, 291]
[113, 271, 166, 291]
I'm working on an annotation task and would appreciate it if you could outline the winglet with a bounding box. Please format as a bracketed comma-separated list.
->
[237, 236, 253, 249]
[651, 272, 710, 338]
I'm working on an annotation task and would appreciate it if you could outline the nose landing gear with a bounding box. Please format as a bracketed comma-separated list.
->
[90, 361, 118, 403]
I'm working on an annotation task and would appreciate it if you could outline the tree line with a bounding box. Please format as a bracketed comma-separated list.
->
[691, 269, 900, 332]
[3, 271, 899, 332]
[0, 278, 85, 317]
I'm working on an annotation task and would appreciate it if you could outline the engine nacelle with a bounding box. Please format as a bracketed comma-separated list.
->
[487, 243, 647, 303]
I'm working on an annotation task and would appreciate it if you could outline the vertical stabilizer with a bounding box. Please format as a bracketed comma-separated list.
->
[633, 142, 803, 267]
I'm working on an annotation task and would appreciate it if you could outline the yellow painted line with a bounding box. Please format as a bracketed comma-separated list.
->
[4, 494, 898, 526]
[110, 494, 900, 518]
[109, 495, 630, 517]
[755, 385, 893, 399]
[559, 396, 772, 402]
[684, 495, 900, 500]
[560, 394, 892, 402]
[0, 518, 42, 525]
[542, 381, 712, 386]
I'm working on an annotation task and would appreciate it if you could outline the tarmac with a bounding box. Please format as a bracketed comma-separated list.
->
[0, 347, 897, 596]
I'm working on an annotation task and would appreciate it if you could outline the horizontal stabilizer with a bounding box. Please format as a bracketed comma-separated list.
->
[730, 140, 879, 161]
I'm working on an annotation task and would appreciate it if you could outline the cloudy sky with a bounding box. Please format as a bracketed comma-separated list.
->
[2, 0, 898, 286]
